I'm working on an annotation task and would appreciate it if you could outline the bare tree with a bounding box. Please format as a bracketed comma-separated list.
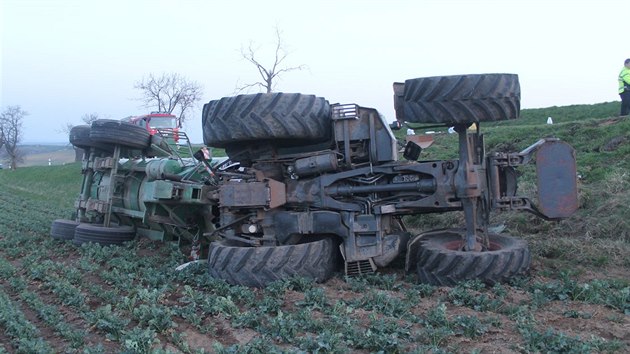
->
[81, 112, 100, 125]
[1, 106, 27, 170]
[61, 113, 102, 162]
[61, 112, 101, 134]
[237, 27, 306, 93]
[134, 73, 203, 126]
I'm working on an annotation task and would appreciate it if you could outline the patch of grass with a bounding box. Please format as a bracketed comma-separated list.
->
[0, 163, 82, 206]
[452, 315, 488, 338]
[348, 289, 411, 318]
[121, 326, 158, 354]
[296, 330, 347, 354]
[355, 315, 411, 352]
[445, 282, 503, 312]
[345, 273, 400, 291]
[86, 304, 130, 341]
[517, 321, 623, 353]
[528, 272, 630, 313]
[297, 287, 329, 310]
[213, 336, 280, 354]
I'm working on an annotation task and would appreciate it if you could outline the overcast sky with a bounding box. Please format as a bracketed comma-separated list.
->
[1, 0, 627, 143]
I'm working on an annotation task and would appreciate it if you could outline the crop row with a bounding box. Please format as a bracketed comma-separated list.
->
[0, 284, 53, 353]
[1, 249, 173, 352]
[3, 229, 628, 353]
[4, 232, 630, 351]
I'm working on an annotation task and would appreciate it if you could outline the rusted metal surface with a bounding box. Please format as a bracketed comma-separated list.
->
[219, 180, 287, 209]
[219, 182, 269, 208]
[535, 140, 578, 219]
[488, 138, 578, 220]
[406, 135, 434, 149]
[266, 179, 287, 209]
[454, 126, 485, 251]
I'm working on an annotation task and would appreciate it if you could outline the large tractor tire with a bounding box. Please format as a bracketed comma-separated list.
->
[202, 93, 332, 148]
[414, 230, 530, 286]
[73, 224, 136, 246]
[90, 119, 151, 150]
[207, 237, 338, 287]
[394, 73, 520, 124]
[69, 125, 114, 152]
[50, 219, 80, 241]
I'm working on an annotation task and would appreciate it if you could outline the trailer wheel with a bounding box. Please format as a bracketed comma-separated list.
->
[207, 237, 338, 287]
[73, 224, 136, 246]
[90, 119, 151, 150]
[69, 125, 113, 152]
[414, 231, 530, 286]
[394, 73, 520, 124]
[50, 219, 80, 241]
[202, 93, 332, 148]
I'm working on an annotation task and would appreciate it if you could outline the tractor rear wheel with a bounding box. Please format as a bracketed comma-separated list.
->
[394, 73, 520, 124]
[414, 230, 530, 286]
[50, 219, 80, 241]
[207, 237, 338, 287]
[202, 93, 332, 148]
[90, 119, 151, 150]
[73, 224, 136, 246]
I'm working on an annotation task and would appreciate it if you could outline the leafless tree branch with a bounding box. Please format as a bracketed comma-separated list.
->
[134, 73, 203, 126]
[58, 112, 101, 162]
[60, 112, 100, 135]
[236, 26, 306, 94]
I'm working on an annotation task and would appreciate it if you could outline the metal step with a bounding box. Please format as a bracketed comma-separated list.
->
[345, 259, 376, 276]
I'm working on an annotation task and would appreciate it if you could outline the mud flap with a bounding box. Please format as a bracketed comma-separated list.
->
[536, 140, 578, 219]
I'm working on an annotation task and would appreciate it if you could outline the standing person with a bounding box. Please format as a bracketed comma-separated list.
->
[619, 58, 630, 116]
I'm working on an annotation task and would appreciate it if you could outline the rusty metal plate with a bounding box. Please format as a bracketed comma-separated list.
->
[536, 140, 578, 219]
[406, 135, 434, 149]
[219, 182, 268, 207]
[266, 179, 287, 209]
[218, 180, 286, 209]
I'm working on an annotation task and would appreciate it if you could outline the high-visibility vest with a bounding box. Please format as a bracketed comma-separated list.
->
[619, 66, 630, 93]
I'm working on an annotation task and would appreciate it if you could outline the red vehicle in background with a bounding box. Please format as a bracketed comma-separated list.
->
[122, 112, 179, 142]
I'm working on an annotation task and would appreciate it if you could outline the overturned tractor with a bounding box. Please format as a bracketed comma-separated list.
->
[52, 73, 578, 287]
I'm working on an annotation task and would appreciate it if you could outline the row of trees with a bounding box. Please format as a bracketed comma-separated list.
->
[0, 106, 27, 170]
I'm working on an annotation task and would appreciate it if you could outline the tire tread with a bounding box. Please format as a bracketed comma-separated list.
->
[397, 74, 520, 124]
[208, 238, 337, 287]
[416, 232, 530, 285]
[202, 93, 331, 148]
